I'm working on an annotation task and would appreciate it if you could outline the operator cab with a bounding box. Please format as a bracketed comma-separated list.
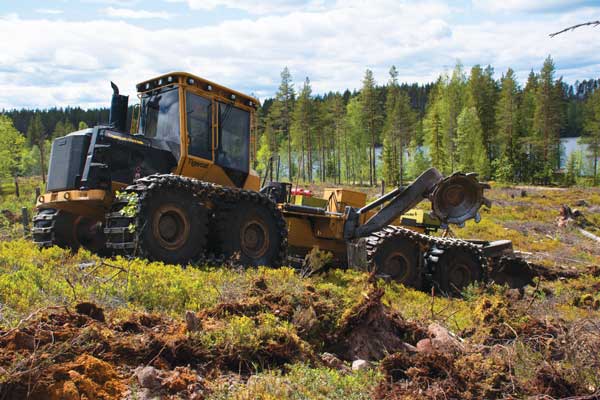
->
[134, 73, 260, 189]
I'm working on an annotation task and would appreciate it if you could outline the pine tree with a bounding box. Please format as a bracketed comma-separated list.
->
[269, 67, 295, 179]
[518, 70, 538, 182]
[456, 107, 489, 175]
[360, 69, 380, 186]
[533, 56, 563, 184]
[582, 88, 600, 185]
[495, 68, 520, 181]
[330, 93, 346, 183]
[291, 77, 314, 182]
[382, 66, 416, 186]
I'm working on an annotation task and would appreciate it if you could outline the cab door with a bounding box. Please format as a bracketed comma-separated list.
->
[186, 91, 213, 162]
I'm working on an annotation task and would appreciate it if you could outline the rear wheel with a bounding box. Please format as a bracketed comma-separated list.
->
[214, 200, 285, 267]
[369, 235, 422, 289]
[138, 190, 208, 264]
[433, 248, 483, 295]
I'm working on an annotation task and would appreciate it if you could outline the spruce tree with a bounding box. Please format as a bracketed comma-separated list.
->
[423, 80, 447, 173]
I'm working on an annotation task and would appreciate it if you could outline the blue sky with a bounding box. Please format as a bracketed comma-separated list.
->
[0, 0, 599, 109]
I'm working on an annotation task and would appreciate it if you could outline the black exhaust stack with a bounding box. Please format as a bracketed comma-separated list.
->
[109, 82, 128, 132]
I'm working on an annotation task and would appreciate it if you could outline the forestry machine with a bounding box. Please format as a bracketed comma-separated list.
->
[33, 72, 528, 294]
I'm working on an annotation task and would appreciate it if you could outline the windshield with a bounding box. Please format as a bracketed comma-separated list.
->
[139, 86, 181, 159]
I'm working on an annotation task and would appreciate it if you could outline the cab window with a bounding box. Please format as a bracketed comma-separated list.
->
[217, 102, 249, 173]
[139, 86, 181, 159]
[186, 91, 212, 160]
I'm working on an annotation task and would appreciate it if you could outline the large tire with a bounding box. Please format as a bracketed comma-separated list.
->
[214, 200, 285, 267]
[369, 235, 422, 289]
[433, 248, 483, 295]
[138, 189, 208, 265]
[33, 209, 105, 252]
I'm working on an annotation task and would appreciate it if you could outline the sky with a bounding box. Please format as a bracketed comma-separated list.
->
[0, 0, 599, 109]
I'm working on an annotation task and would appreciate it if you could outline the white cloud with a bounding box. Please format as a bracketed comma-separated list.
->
[473, 0, 594, 13]
[170, 0, 327, 15]
[103, 7, 175, 19]
[35, 9, 64, 15]
[0, 1, 599, 109]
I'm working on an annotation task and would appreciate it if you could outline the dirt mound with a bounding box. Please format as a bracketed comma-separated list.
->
[330, 286, 427, 361]
[375, 349, 514, 400]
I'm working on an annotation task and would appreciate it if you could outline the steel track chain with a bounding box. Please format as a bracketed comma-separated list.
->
[365, 225, 489, 285]
[104, 173, 288, 266]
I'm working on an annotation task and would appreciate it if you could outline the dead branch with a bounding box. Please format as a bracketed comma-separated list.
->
[549, 20, 600, 37]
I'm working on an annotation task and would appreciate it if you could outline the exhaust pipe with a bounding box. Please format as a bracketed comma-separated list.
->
[109, 82, 129, 132]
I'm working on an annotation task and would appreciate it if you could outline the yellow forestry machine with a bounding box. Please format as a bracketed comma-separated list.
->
[33, 72, 530, 294]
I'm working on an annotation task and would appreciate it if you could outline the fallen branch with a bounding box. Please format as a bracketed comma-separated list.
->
[578, 227, 600, 243]
[549, 20, 600, 37]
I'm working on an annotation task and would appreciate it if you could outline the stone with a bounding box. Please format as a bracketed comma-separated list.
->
[416, 323, 463, 353]
[185, 311, 200, 332]
[135, 366, 162, 389]
[320, 352, 346, 370]
[351, 359, 370, 371]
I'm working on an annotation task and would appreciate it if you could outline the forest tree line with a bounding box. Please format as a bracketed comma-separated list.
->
[1, 55, 599, 189]
[257, 56, 600, 187]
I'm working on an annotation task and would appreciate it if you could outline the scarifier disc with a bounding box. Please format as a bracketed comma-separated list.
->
[430, 172, 491, 226]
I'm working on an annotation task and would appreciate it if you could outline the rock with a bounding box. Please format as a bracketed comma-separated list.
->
[321, 352, 346, 370]
[416, 323, 463, 353]
[185, 311, 200, 332]
[352, 359, 370, 371]
[135, 366, 162, 389]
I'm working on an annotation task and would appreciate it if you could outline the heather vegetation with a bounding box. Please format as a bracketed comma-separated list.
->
[1, 179, 599, 398]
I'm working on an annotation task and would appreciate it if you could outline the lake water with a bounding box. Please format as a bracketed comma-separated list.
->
[271, 137, 596, 178]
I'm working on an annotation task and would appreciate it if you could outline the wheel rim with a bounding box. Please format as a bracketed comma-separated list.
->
[73, 216, 104, 251]
[152, 205, 190, 250]
[448, 262, 473, 291]
[240, 219, 270, 259]
[381, 251, 412, 282]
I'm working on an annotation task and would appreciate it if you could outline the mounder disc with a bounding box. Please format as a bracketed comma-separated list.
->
[430, 172, 491, 226]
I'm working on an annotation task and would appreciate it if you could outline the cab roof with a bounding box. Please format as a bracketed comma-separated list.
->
[136, 72, 259, 109]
